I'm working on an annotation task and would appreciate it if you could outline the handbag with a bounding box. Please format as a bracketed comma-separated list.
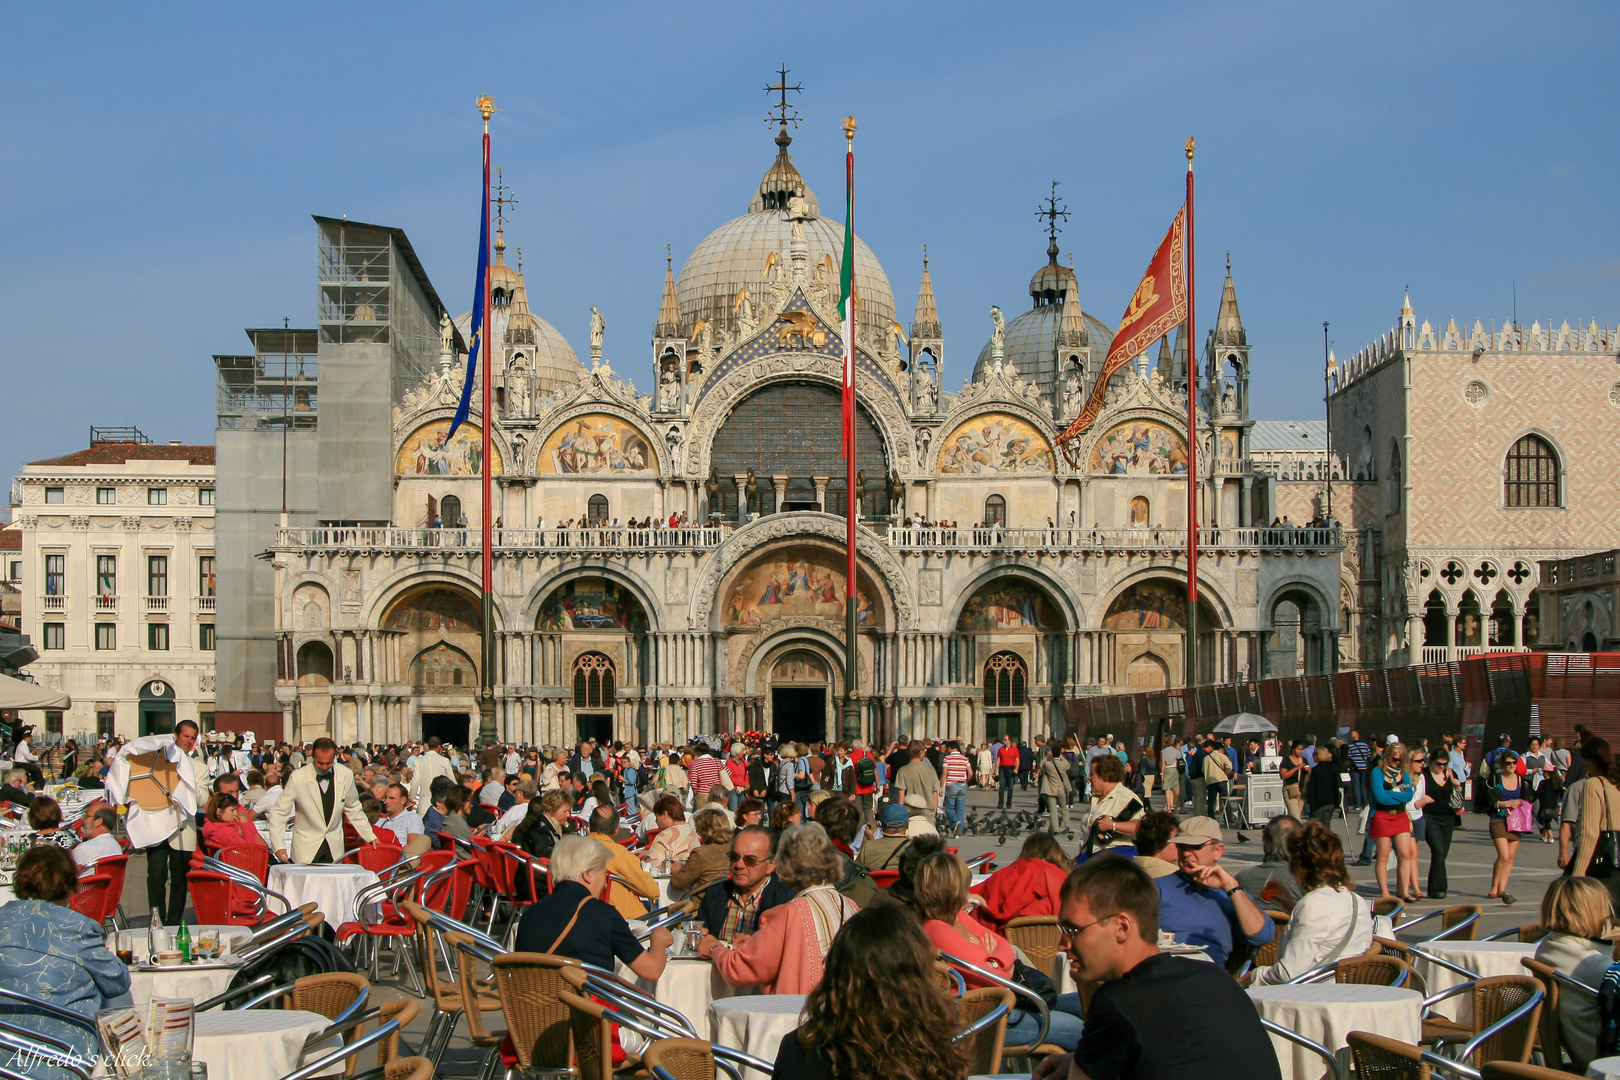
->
[1589, 780, 1620, 879]
[1446, 773, 1465, 812]
[1506, 798, 1536, 835]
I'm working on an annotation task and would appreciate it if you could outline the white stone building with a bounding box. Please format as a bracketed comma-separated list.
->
[9, 433, 216, 738]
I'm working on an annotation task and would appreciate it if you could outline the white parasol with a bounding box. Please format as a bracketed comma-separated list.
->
[105, 734, 200, 849]
[1210, 712, 1278, 736]
[0, 673, 70, 710]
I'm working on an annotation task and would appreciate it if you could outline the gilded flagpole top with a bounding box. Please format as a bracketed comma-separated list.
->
[842, 115, 857, 147]
[1185, 136, 1195, 168]
[477, 96, 498, 122]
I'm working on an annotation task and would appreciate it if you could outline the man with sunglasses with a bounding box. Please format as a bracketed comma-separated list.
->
[1032, 857, 1280, 1080]
[697, 824, 794, 943]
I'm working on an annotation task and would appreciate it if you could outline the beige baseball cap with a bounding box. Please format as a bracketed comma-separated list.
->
[1168, 816, 1223, 847]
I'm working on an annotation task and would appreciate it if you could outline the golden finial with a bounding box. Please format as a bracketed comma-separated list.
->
[1184, 136, 1195, 168]
[842, 115, 857, 147]
[477, 95, 498, 121]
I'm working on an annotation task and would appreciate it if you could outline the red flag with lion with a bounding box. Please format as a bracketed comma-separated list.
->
[1054, 207, 1188, 467]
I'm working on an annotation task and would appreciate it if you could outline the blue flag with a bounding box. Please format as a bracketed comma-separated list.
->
[447, 172, 490, 438]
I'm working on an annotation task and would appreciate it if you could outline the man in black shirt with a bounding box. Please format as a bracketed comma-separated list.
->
[1033, 856, 1281, 1080]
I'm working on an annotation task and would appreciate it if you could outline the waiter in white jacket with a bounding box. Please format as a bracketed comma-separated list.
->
[408, 736, 456, 812]
[267, 737, 377, 863]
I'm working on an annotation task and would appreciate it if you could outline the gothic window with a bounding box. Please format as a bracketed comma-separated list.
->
[1388, 442, 1403, 513]
[440, 495, 462, 526]
[588, 494, 609, 524]
[983, 652, 1026, 707]
[984, 495, 1006, 528]
[1504, 435, 1559, 508]
[573, 652, 616, 709]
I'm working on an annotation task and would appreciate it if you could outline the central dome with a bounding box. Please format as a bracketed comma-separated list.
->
[676, 137, 895, 351]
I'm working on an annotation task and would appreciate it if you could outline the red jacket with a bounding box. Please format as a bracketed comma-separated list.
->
[969, 857, 1069, 930]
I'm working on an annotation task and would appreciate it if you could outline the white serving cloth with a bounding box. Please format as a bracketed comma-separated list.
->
[709, 994, 806, 1080]
[1249, 983, 1422, 1080]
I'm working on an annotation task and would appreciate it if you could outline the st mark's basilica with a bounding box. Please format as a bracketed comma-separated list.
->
[223, 109, 1344, 750]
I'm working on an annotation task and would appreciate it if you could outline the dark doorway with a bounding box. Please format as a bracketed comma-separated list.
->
[780, 501, 819, 513]
[985, 712, 1022, 743]
[772, 688, 826, 745]
[1583, 632, 1599, 652]
[140, 679, 175, 737]
[576, 713, 613, 744]
[421, 712, 471, 748]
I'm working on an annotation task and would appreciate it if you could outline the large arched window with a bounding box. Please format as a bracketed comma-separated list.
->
[983, 651, 1027, 707]
[573, 652, 616, 709]
[1505, 435, 1559, 507]
[983, 495, 1006, 528]
[709, 381, 889, 518]
[587, 494, 609, 523]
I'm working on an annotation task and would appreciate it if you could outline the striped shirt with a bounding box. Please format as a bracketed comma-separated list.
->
[688, 755, 723, 795]
[942, 752, 972, 785]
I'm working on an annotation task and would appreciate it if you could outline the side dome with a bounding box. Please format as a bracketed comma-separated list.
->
[675, 138, 895, 351]
[455, 250, 583, 399]
[973, 306, 1115, 406]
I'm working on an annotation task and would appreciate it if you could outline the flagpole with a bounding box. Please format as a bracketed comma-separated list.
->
[841, 115, 860, 746]
[1184, 137, 1199, 697]
[477, 96, 497, 750]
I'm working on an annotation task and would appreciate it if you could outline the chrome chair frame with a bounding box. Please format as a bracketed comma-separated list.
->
[951, 999, 1012, 1042]
[1400, 908, 1482, 942]
[0, 1025, 93, 1080]
[0, 986, 107, 1065]
[1260, 1019, 1346, 1080]
[279, 1018, 400, 1080]
[937, 949, 1052, 1055]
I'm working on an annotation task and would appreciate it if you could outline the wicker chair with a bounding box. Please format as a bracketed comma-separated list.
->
[1372, 897, 1405, 924]
[380, 1059, 434, 1080]
[641, 1038, 722, 1080]
[1336, 955, 1411, 986]
[558, 988, 641, 1080]
[1348, 1031, 1431, 1080]
[931, 961, 964, 996]
[373, 998, 419, 1068]
[398, 899, 503, 1069]
[487, 952, 582, 1077]
[444, 932, 510, 1079]
[1481, 1063, 1583, 1079]
[284, 972, 369, 1021]
[1422, 975, 1542, 1067]
[1250, 911, 1291, 970]
[956, 986, 1013, 1077]
[1517, 957, 1567, 1070]
[1005, 916, 1065, 984]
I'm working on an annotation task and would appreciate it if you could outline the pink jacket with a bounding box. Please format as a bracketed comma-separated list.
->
[710, 887, 857, 995]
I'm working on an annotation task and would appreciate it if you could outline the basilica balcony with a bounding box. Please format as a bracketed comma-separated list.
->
[275, 525, 728, 555]
[881, 525, 1344, 554]
[1420, 645, 1530, 664]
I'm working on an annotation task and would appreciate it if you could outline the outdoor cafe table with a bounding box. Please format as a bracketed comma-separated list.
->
[620, 953, 753, 1038]
[90, 1009, 337, 1080]
[267, 863, 378, 927]
[709, 993, 806, 1080]
[1248, 983, 1422, 1080]
[1586, 1056, 1620, 1079]
[1413, 940, 1539, 1024]
[110, 925, 255, 1006]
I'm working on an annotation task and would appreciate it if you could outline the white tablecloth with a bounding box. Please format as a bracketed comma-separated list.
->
[193, 1008, 333, 1080]
[1587, 1056, 1620, 1079]
[1249, 984, 1422, 1080]
[127, 966, 238, 1007]
[1413, 940, 1538, 1024]
[268, 863, 378, 927]
[709, 994, 806, 1080]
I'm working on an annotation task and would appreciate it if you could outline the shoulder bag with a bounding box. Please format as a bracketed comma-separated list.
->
[1588, 779, 1620, 879]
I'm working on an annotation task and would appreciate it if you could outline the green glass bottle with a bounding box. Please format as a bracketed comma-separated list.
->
[176, 919, 191, 963]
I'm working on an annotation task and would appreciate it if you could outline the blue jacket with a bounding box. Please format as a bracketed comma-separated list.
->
[0, 899, 131, 1070]
[1371, 769, 1415, 809]
[1156, 871, 1275, 967]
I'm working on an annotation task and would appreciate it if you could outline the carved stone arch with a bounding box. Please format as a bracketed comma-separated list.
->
[392, 407, 513, 477]
[688, 512, 916, 631]
[944, 561, 1081, 633]
[1263, 578, 1336, 632]
[1094, 566, 1235, 631]
[361, 567, 504, 632]
[532, 401, 670, 477]
[520, 561, 665, 633]
[1074, 406, 1191, 476]
[739, 626, 865, 699]
[683, 362, 912, 479]
[286, 575, 335, 632]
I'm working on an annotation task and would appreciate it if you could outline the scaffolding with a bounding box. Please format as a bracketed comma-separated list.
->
[215, 329, 319, 432]
[89, 425, 152, 445]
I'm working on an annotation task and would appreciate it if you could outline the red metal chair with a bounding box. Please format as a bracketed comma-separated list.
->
[70, 873, 117, 925]
[89, 853, 130, 928]
[350, 844, 403, 875]
[423, 857, 479, 922]
[187, 870, 261, 925]
[869, 868, 901, 889]
[217, 843, 270, 885]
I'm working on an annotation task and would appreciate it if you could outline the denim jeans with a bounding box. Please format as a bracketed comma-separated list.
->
[943, 782, 967, 828]
[997, 767, 1017, 807]
[1004, 992, 1086, 1052]
[1352, 770, 1371, 809]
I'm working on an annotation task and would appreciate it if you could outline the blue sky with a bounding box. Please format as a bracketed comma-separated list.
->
[3, 2, 1616, 480]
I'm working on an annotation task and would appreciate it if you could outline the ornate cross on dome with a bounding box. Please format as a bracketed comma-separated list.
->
[493, 168, 518, 234]
[763, 65, 802, 145]
[1035, 180, 1069, 260]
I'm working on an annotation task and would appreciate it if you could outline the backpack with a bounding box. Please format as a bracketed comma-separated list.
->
[855, 755, 877, 788]
[1598, 961, 1620, 1057]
